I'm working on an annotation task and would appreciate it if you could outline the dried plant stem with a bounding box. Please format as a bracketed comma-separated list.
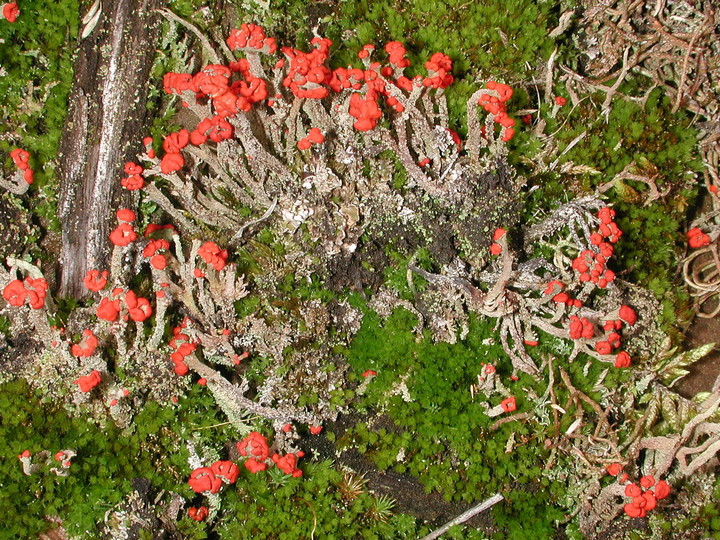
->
[419, 494, 504, 540]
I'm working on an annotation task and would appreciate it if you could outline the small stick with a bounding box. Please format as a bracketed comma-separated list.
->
[420, 494, 504, 540]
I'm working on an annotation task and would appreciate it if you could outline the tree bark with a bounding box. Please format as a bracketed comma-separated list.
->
[57, 0, 166, 297]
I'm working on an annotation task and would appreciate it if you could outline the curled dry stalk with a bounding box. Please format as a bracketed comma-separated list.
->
[683, 238, 720, 317]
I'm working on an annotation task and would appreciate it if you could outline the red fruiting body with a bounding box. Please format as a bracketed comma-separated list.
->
[237, 432, 270, 461]
[110, 223, 137, 247]
[188, 506, 209, 522]
[3, 279, 27, 307]
[595, 341, 612, 355]
[160, 152, 185, 174]
[244, 459, 267, 473]
[614, 351, 631, 368]
[618, 305, 637, 326]
[124, 290, 153, 322]
[687, 227, 711, 249]
[198, 241, 228, 271]
[97, 297, 121, 321]
[654, 480, 671, 500]
[71, 329, 99, 357]
[640, 475, 656, 489]
[188, 467, 223, 494]
[501, 396, 517, 413]
[116, 208, 136, 222]
[121, 174, 144, 190]
[308, 127, 325, 144]
[211, 460, 240, 484]
[75, 370, 102, 392]
[272, 452, 302, 477]
[2, 3, 19, 23]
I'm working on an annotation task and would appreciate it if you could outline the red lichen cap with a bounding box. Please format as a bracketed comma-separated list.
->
[640, 475, 656, 489]
[237, 432, 270, 461]
[210, 460, 240, 484]
[110, 223, 137, 247]
[121, 174, 145, 190]
[97, 297, 121, 321]
[654, 480, 671, 500]
[2, 3, 19, 23]
[74, 370, 102, 392]
[188, 467, 223, 494]
[595, 341, 612, 355]
[501, 396, 517, 413]
[188, 506, 209, 522]
[116, 208, 136, 222]
[23, 278, 48, 310]
[2, 279, 27, 307]
[492, 228, 506, 241]
[71, 329, 99, 357]
[308, 127, 325, 144]
[624, 502, 646, 518]
[614, 351, 631, 368]
[272, 452, 302, 477]
[83, 270, 109, 292]
[160, 152, 185, 174]
[198, 241, 229, 271]
[606, 463, 622, 476]
[618, 305, 637, 326]
[625, 483, 642, 498]
[244, 458, 267, 473]
[124, 290, 153, 322]
[687, 227, 711, 248]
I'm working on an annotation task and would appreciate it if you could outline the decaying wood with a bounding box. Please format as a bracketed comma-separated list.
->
[57, 0, 166, 297]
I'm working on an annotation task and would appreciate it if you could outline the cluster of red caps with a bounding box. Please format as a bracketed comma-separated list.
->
[9, 148, 34, 184]
[297, 127, 325, 150]
[2, 276, 48, 309]
[197, 241, 228, 272]
[572, 207, 621, 288]
[227, 23, 277, 54]
[169, 319, 196, 376]
[488, 209, 637, 369]
[110, 208, 138, 247]
[121, 27, 522, 203]
[237, 431, 304, 477]
[187, 506, 208, 522]
[143, 238, 170, 270]
[83, 269, 108, 292]
[606, 464, 671, 518]
[1, 2, 18, 23]
[95, 288, 152, 323]
[567, 305, 637, 368]
[17, 449, 73, 469]
[121, 160, 145, 190]
[478, 81, 516, 142]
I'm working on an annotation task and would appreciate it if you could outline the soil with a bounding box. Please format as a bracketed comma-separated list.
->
[676, 315, 720, 398]
[304, 410, 499, 533]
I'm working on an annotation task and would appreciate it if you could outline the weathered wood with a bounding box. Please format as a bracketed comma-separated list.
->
[57, 0, 166, 297]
